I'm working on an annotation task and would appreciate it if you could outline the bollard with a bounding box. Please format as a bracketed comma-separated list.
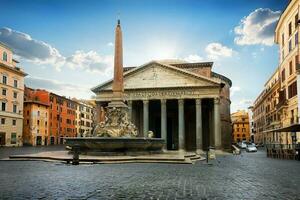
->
[206, 148, 209, 163]
[72, 145, 80, 165]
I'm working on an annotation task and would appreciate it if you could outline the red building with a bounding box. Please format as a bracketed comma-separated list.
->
[49, 93, 77, 144]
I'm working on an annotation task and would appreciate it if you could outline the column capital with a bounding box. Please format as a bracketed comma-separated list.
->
[214, 98, 220, 104]
[127, 100, 132, 106]
[143, 100, 149, 104]
[195, 99, 202, 105]
[178, 99, 184, 105]
[161, 99, 167, 104]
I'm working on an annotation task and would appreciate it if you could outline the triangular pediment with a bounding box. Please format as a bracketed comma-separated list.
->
[92, 61, 220, 92]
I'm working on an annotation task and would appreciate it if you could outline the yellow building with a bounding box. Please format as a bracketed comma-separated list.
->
[23, 101, 49, 146]
[252, 0, 300, 146]
[231, 110, 250, 143]
[274, 0, 300, 144]
[0, 42, 27, 146]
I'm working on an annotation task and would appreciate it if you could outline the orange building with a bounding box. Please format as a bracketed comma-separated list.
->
[23, 87, 77, 145]
[231, 110, 250, 143]
[49, 93, 77, 144]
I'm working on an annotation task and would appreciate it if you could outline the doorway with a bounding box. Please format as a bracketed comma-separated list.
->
[0, 132, 5, 146]
[36, 136, 42, 146]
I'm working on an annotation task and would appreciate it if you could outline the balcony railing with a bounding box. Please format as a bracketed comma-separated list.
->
[276, 99, 287, 110]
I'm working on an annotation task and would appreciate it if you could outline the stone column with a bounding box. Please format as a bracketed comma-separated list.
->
[195, 99, 203, 152]
[161, 99, 167, 149]
[143, 100, 149, 137]
[178, 99, 185, 151]
[214, 98, 221, 149]
[128, 100, 132, 122]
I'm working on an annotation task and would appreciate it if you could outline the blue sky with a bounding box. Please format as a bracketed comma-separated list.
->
[0, 0, 289, 111]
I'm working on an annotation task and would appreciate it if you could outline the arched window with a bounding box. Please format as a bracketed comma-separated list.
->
[2, 52, 7, 61]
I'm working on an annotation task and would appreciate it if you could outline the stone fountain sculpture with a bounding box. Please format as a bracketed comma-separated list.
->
[93, 107, 138, 137]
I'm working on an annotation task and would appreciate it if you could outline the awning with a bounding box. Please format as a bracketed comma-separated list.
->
[263, 124, 300, 133]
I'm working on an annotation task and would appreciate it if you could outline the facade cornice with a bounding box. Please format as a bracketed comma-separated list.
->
[0, 62, 27, 77]
[96, 86, 220, 102]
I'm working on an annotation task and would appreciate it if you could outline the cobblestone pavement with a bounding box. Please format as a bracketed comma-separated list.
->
[0, 147, 299, 200]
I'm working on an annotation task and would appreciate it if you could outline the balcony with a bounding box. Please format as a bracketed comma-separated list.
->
[276, 98, 287, 110]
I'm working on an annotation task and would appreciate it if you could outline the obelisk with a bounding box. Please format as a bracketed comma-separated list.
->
[108, 19, 127, 108]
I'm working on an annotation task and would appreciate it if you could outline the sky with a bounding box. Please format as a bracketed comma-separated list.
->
[0, 0, 289, 112]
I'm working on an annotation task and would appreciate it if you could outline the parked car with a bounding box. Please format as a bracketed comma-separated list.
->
[239, 141, 247, 149]
[246, 143, 257, 152]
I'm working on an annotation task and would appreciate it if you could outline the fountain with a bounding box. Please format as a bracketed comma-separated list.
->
[65, 20, 165, 155]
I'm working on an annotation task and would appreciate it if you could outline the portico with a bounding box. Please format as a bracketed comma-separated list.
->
[92, 60, 232, 151]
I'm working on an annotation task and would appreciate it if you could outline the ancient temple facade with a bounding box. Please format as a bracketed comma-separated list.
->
[92, 60, 232, 151]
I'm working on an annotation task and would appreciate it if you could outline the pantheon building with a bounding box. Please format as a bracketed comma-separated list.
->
[92, 60, 232, 152]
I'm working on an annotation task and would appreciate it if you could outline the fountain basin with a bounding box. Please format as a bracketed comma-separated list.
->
[65, 137, 165, 155]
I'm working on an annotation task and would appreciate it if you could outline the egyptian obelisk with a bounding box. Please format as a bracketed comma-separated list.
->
[108, 19, 127, 108]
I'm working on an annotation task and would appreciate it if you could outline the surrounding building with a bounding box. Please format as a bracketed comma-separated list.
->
[23, 88, 49, 146]
[49, 93, 77, 144]
[0, 42, 27, 146]
[92, 21, 232, 152]
[252, 0, 300, 146]
[248, 106, 255, 142]
[231, 110, 250, 143]
[73, 99, 94, 137]
[22, 86, 78, 145]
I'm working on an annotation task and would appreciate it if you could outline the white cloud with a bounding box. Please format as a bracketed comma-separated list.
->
[0, 27, 113, 74]
[107, 42, 114, 47]
[205, 43, 234, 59]
[0, 27, 64, 65]
[234, 8, 281, 46]
[65, 50, 113, 74]
[231, 98, 253, 112]
[183, 54, 203, 63]
[230, 86, 241, 97]
[25, 76, 93, 99]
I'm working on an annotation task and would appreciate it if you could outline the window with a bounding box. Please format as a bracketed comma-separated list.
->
[289, 40, 292, 52]
[2, 52, 7, 61]
[296, 32, 299, 46]
[237, 128, 240, 132]
[282, 33, 285, 46]
[12, 119, 16, 126]
[11, 133, 16, 144]
[1, 102, 6, 111]
[2, 89, 6, 96]
[37, 120, 40, 125]
[295, 14, 299, 28]
[289, 22, 292, 36]
[1, 118, 5, 124]
[13, 92, 17, 99]
[296, 55, 299, 66]
[2, 75, 7, 84]
[288, 81, 297, 99]
[27, 119, 29, 125]
[289, 61, 293, 75]
[13, 80, 18, 88]
[37, 111, 40, 116]
[282, 68, 286, 82]
[13, 105, 17, 113]
[237, 134, 240, 137]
